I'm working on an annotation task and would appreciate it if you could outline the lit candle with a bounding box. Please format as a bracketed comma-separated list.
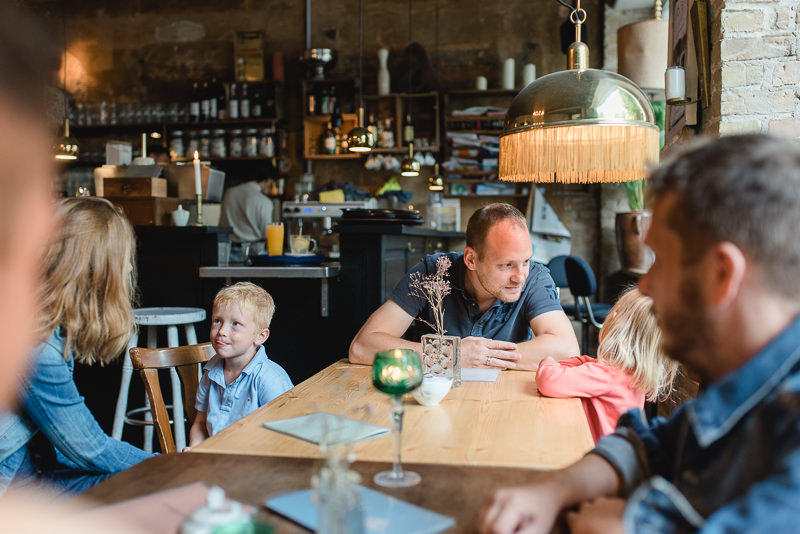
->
[142, 133, 147, 159]
[193, 150, 202, 196]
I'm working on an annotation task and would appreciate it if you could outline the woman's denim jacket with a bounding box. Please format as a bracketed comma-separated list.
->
[0, 329, 151, 492]
[593, 315, 800, 533]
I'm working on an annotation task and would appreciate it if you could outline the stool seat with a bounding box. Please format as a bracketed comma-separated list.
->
[113, 306, 206, 453]
[134, 307, 207, 326]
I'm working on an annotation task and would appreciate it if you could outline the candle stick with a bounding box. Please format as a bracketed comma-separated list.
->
[193, 150, 202, 196]
[142, 133, 147, 159]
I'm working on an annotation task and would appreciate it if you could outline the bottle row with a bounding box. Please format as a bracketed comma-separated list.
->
[169, 127, 278, 160]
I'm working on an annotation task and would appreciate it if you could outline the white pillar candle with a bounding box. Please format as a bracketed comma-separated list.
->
[523, 63, 536, 86]
[142, 133, 147, 158]
[475, 76, 488, 90]
[193, 150, 202, 196]
[665, 66, 685, 101]
[502, 58, 515, 90]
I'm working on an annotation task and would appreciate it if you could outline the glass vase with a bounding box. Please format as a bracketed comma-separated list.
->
[421, 334, 461, 388]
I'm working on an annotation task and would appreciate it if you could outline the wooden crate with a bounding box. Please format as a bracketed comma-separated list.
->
[108, 197, 181, 226]
[103, 177, 167, 198]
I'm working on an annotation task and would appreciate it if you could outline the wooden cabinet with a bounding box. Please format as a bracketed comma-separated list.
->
[443, 89, 528, 200]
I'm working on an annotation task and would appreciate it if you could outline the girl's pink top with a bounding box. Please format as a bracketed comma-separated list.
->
[535, 356, 645, 443]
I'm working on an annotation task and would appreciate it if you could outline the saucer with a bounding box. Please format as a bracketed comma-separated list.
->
[285, 252, 315, 257]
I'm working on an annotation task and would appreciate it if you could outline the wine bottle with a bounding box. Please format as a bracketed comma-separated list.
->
[403, 113, 415, 146]
[200, 81, 211, 121]
[189, 82, 200, 122]
[251, 85, 262, 118]
[209, 78, 219, 120]
[240, 83, 250, 119]
[320, 121, 336, 155]
[216, 79, 227, 120]
[228, 83, 239, 120]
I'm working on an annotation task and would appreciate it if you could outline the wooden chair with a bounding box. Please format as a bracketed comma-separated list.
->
[129, 342, 215, 454]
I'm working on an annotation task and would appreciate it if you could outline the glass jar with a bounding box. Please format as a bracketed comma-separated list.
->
[210, 129, 227, 158]
[244, 128, 258, 158]
[228, 129, 243, 158]
[198, 129, 211, 159]
[258, 128, 275, 158]
[185, 131, 199, 158]
[169, 130, 185, 160]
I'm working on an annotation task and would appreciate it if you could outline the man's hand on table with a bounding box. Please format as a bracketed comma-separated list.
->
[477, 481, 563, 534]
[566, 497, 625, 534]
[461, 336, 522, 369]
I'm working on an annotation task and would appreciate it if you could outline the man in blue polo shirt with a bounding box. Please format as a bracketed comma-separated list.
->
[349, 203, 579, 370]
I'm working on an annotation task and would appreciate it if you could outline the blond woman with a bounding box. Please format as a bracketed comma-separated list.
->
[0, 197, 152, 495]
[535, 287, 678, 443]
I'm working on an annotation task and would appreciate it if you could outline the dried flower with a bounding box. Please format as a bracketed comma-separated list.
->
[408, 255, 452, 337]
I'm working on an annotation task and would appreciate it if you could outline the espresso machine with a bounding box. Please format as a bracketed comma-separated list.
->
[281, 199, 377, 258]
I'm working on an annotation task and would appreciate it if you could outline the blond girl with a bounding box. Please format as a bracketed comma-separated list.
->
[536, 287, 678, 443]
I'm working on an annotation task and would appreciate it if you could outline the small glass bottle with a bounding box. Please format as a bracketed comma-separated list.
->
[169, 130, 185, 160]
[258, 128, 275, 158]
[210, 129, 227, 158]
[198, 129, 211, 159]
[228, 129, 243, 157]
[320, 122, 336, 155]
[240, 83, 250, 119]
[228, 83, 239, 120]
[244, 128, 258, 157]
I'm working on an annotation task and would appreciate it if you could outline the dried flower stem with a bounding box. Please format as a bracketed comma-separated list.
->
[408, 256, 452, 337]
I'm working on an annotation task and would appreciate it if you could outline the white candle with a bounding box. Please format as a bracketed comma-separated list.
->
[193, 150, 202, 196]
[475, 76, 488, 90]
[665, 66, 685, 101]
[142, 133, 147, 158]
[502, 58, 515, 90]
[523, 63, 537, 86]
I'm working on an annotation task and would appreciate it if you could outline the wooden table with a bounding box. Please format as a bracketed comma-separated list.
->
[194, 360, 594, 469]
[80, 452, 552, 533]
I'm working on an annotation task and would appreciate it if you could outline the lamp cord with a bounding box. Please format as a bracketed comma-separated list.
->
[358, 0, 363, 108]
[407, 0, 413, 129]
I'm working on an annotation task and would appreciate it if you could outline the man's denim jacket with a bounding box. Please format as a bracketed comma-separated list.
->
[0, 329, 151, 492]
[593, 315, 800, 533]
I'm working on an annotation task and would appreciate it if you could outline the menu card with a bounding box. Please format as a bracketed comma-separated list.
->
[262, 411, 389, 446]
[265, 485, 455, 534]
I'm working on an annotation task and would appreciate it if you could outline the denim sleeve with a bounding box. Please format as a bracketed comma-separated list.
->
[591, 409, 679, 495]
[22, 341, 152, 474]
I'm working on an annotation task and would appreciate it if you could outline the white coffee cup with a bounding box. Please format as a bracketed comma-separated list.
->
[412, 375, 453, 406]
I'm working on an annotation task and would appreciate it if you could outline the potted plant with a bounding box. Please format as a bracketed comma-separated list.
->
[615, 180, 654, 274]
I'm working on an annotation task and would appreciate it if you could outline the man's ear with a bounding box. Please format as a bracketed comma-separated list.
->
[709, 242, 746, 307]
[256, 328, 270, 345]
[463, 246, 478, 271]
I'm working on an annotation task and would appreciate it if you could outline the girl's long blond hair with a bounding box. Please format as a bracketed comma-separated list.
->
[36, 197, 137, 365]
[597, 287, 678, 402]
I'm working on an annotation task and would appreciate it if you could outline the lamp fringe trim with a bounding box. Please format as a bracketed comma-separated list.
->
[499, 124, 659, 183]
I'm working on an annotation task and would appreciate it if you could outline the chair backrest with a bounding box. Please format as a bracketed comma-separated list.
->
[564, 255, 598, 298]
[546, 255, 570, 289]
[129, 342, 215, 454]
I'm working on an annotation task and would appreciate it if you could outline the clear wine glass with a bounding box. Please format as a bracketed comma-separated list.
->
[372, 348, 423, 487]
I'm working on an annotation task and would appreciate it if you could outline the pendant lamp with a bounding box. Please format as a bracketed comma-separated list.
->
[428, 163, 444, 191]
[54, 13, 78, 161]
[499, 0, 658, 184]
[399, 0, 420, 177]
[346, 0, 375, 152]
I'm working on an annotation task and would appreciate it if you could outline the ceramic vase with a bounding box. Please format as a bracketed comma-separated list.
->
[377, 48, 390, 95]
[615, 211, 654, 274]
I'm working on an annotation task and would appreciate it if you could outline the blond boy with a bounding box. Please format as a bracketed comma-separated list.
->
[189, 282, 292, 447]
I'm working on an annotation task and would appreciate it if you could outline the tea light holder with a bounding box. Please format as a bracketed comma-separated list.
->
[665, 66, 696, 106]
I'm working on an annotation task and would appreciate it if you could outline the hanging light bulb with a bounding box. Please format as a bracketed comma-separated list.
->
[401, 140, 421, 177]
[428, 163, 444, 191]
[346, 0, 374, 152]
[54, 10, 78, 161]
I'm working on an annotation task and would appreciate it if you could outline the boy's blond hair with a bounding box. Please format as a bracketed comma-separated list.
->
[597, 287, 679, 402]
[214, 282, 275, 331]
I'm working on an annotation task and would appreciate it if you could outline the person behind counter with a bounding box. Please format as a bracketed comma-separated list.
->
[219, 177, 274, 263]
[349, 203, 579, 370]
[0, 198, 152, 495]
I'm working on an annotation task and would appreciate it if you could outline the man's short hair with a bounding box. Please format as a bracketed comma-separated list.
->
[466, 203, 528, 257]
[650, 134, 800, 298]
[214, 282, 275, 331]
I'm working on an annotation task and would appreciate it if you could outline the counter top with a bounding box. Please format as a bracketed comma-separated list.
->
[335, 222, 464, 238]
[199, 264, 340, 279]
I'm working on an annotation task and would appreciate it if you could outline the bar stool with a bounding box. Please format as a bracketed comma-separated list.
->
[112, 307, 206, 452]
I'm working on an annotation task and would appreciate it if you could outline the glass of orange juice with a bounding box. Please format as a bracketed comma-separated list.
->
[266, 222, 284, 256]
